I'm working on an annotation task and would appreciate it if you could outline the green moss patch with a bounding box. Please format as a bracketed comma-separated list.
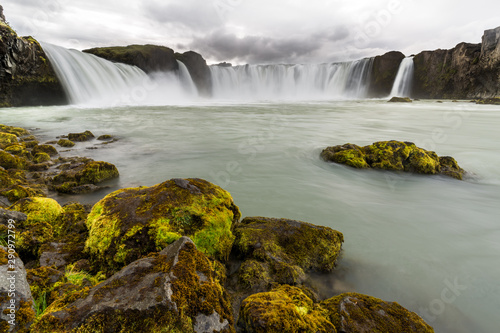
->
[56, 139, 75, 147]
[85, 178, 240, 274]
[67, 131, 95, 142]
[321, 140, 465, 180]
[233, 217, 343, 289]
[239, 285, 334, 333]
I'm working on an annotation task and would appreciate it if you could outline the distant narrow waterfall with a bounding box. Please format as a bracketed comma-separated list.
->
[42, 43, 198, 106]
[210, 58, 374, 100]
[390, 57, 414, 97]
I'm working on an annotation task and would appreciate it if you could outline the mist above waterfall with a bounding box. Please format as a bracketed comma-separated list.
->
[42, 43, 199, 107]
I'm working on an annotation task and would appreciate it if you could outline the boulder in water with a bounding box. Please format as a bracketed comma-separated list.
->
[321, 140, 465, 180]
[388, 96, 412, 102]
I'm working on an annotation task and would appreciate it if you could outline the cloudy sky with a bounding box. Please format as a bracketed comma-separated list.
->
[2, 0, 499, 64]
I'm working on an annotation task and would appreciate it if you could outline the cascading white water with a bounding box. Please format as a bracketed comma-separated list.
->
[42, 43, 198, 106]
[390, 57, 414, 97]
[210, 58, 374, 100]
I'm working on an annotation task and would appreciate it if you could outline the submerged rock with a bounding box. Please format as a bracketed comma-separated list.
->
[388, 96, 412, 102]
[321, 140, 465, 180]
[321, 292, 434, 333]
[85, 178, 240, 273]
[33, 237, 235, 333]
[67, 130, 95, 142]
[232, 217, 343, 291]
[239, 287, 434, 333]
[474, 97, 500, 105]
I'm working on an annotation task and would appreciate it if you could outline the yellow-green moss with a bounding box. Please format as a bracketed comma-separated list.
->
[0, 124, 30, 137]
[321, 140, 464, 179]
[85, 178, 240, 274]
[11, 197, 63, 225]
[52, 161, 119, 186]
[33, 152, 51, 164]
[0, 132, 19, 149]
[0, 150, 28, 169]
[32, 144, 58, 157]
[56, 139, 75, 148]
[239, 285, 335, 333]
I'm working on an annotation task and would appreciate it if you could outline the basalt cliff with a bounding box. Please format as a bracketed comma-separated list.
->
[0, 6, 67, 107]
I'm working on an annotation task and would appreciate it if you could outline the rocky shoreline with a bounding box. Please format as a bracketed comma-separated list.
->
[0, 124, 438, 332]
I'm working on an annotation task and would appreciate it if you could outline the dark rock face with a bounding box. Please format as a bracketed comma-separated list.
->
[33, 237, 235, 333]
[83, 44, 179, 73]
[368, 51, 405, 97]
[175, 51, 213, 97]
[0, 12, 67, 107]
[413, 26, 500, 99]
[413, 43, 481, 99]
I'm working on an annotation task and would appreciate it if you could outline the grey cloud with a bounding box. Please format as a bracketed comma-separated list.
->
[142, 0, 223, 32]
[190, 29, 344, 64]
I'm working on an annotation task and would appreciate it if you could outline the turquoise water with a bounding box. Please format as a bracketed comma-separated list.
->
[2, 100, 499, 332]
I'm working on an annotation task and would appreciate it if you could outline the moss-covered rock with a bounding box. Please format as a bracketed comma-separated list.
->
[321, 141, 465, 180]
[9, 197, 64, 260]
[0, 150, 28, 169]
[32, 144, 58, 157]
[52, 161, 118, 188]
[33, 152, 51, 164]
[0, 132, 18, 149]
[85, 178, 240, 274]
[0, 124, 30, 137]
[67, 131, 94, 142]
[233, 217, 343, 291]
[96, 134, 112, 141]
[321, 292, 434, 333]
[238, 285, 335, 333]
[56, 139, 75, 147]
[32, 237, 235, 333]
[388, 96, 412, 102]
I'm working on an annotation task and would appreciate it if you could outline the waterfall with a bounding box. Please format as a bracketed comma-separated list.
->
[390, 57, 414, 97]
[210, 58, 374, 100]
[42, 43, 198, 106]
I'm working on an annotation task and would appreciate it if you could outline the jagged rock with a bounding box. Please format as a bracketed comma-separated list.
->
[321, 141, 465, 180]
[0, 246, 36, 332]
[0, 10, 67, 107]
[175, 51, 213, 96]
[32, 237, 235, 333]
[321, 292, 434, 333]
[388, 96, 412, 102]
[369, 51, 405, 97]
[84, 178, 240, 274]
[83, 44, 179, 73]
